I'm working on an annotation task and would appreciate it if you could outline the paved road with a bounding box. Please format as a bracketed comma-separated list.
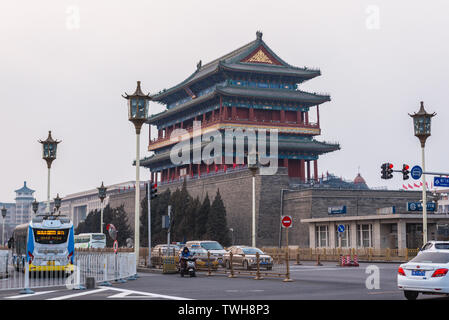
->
[0, 261, 447, 300]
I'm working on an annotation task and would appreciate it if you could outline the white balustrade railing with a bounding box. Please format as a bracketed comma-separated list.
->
[0, 250, 136, 292]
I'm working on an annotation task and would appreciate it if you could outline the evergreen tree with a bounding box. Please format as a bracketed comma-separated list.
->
[195, 193, 210, 239]
[169, 181, 192, 242]
[207, 189, 231, 246]
[104, 204, 132, 248]
[140, 188, 171, 247]
[75, 204, 132, 247]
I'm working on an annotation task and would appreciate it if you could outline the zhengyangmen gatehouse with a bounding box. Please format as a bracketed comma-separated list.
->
[138, 32, 449, 249]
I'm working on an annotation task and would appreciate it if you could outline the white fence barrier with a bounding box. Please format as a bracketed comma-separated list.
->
[0, 251, 8, 278]
[0, 250, 136, 292]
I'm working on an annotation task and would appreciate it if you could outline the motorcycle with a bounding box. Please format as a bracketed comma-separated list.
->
[179, 254, 197, 277]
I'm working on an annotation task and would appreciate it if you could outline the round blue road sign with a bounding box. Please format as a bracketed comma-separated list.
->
[337, 225, 345, 233]
[411, 165, 422, 180]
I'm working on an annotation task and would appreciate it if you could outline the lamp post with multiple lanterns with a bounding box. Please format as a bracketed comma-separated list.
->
[54, 194, 62, 215]
[1, 206, 7, 246]
[409, 101, 436, 245]
[123, 81, 151, 265]
[32, 199, 39, 215]
[39, 131, 61, 215]
[97, 182, 107, 234]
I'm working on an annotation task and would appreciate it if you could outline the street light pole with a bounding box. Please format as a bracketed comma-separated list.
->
[421, 146, 428, 244]
[409, 101, 436, 245]
[123, 81, 151, 267]
[39, 131, 61, 215]
[98, 182, 107, 234]
[248, 151, 259, 248]
[1, 206, 7, 247]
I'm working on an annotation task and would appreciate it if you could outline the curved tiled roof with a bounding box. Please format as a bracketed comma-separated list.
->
[150, 33, 320, 103]
[15, 181, 35, 194]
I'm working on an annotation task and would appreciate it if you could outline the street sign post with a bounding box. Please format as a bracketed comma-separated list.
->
[280, 216, 292, 282]
[411, 166, 423, 180]
[434, 177, 449, 188]
[113, 240, 118, 254]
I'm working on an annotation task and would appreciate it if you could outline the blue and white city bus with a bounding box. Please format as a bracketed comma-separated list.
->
[11, 214, 75, 273]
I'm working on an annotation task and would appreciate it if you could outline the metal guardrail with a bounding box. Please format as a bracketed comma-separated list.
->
[139, 248, 292, 281]
[261, 247, 421, 264]
[0, 249, 136, 292]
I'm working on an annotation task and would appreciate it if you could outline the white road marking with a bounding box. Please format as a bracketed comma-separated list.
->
[367, 290, 402, 295]
[290, 267, 357, 272]
[102, 286, 193, 300]
[46, 288, 109, 300]
[5, 290, 57, 299]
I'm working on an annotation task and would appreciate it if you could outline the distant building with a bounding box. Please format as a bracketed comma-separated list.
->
[0, 181, 37, 243]
[58, 181, 145, 229]
[14, 181, 35, 225]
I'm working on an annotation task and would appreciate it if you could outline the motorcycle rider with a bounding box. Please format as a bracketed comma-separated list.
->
[179, 247, 192, 276]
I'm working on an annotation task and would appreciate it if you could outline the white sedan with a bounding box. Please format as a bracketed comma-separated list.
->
[398, 251, 449, 300]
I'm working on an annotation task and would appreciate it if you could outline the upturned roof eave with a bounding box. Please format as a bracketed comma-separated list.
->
[149, 35, 321, 104]
[216, 85, 331, 104]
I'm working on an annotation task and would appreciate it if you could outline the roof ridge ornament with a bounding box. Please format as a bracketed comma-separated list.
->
[196, 60, 202, 71]
[256, 30, 263, 40]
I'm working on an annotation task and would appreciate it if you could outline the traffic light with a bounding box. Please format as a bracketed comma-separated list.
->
[381, 163, 387, 179]
[381, 163, 394, 179]
[386, 163, 393, 179]
[150, 182, 158, 199]
[402, 164, 410, 180]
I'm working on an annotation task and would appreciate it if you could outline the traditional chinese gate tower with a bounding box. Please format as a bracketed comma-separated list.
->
[142, 32, 339, 183]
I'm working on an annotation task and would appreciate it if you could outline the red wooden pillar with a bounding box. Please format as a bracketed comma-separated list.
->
[232, 106, 236, 120]
[305, 111, 309, 125]
[316, 105, 320, 127]
[296, 110, 302, 124]
[306, 160, 311, 182]
[249, 108, 254, 121]
[203, 113, 206, 122]
[283, 158, 288, 168]
[219, 96, 223, 121]
[314, 160, 318, 181]
[300, 159, 306, 182]
[198, 164, 201, 177]
[167, 168, 170, 181]
[280, 110, 285, 123]
[212, 109, 215, 121]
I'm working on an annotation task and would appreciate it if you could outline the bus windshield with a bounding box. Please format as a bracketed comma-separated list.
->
[92, 234, 106, 241]
[33, 228, 70, 245]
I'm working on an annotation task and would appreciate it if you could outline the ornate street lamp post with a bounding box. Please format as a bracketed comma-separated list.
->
[248, 151, 259, 248]
[39, 131, 61, 215]
[97, 182, 107, 234]
[1, 206, 7, 246]
[32, 199, 39, 215]
[123, 81, 151, 265]
[54, 194, 62, 215]
[409, 101, 436, 245]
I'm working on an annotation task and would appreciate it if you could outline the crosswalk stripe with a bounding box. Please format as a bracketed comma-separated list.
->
[6, 290, 57, 299]
[46, 288, 109, 300]
[101, 286, 193, 300]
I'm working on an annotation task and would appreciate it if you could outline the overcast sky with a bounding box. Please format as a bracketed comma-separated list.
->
[1, 0, 448, 202]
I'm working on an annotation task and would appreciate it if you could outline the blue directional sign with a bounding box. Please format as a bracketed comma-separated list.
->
[411, 166, 423, 180]
[328, 206, 347, 215]
[337, 225, 345, 233]
[434, 177, 449, 188]
[407, 202, 436, 212]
